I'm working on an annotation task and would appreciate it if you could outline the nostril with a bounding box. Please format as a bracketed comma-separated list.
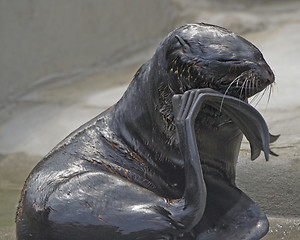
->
[262, 62, 275, 83]
[267, 78, 274, 84]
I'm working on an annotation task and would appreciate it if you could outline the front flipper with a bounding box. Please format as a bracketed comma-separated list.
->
[202, 93, 279, 161]
[174, 88, 279, 161]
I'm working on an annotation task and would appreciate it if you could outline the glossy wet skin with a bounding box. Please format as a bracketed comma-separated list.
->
[16, 23, 276, 240]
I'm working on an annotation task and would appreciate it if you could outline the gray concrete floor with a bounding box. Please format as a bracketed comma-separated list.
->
[1, 1, 300, 239]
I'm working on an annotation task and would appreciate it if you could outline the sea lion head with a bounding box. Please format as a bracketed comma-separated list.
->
[153, 23, 274, 102]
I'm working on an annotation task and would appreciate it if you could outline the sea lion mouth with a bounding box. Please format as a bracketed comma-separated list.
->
[180, 59, 274, 102]
[212, 64, 275, 101]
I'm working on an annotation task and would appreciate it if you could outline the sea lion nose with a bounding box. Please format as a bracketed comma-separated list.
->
[261, 61, 275, 84]
[266, 65, 275, 83]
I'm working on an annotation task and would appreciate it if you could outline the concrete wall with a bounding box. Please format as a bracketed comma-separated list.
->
[0, 0, 178, 109]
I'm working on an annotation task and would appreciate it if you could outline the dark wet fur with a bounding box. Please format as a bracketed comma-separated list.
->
[16, 23, 277, 240]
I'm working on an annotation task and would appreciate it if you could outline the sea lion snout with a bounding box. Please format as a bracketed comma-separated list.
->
[244, 59, 275, 98]
[261, 60, 275, 84]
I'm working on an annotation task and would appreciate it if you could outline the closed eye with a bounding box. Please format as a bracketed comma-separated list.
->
[217, 58, 240, 62]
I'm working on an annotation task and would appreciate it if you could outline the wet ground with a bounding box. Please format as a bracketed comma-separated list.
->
[1, 0, 300, 239]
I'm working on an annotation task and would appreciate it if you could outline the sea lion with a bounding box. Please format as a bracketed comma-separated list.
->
[16, 23, 278, 240]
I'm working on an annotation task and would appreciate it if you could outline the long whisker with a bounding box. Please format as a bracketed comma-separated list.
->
[220, 78, 238, 112]
[246, 79, 250, 98]
[262, 84, 272, 112]
[253, 87, 268, 107]
[249, 78, 260, 104]
[250, 91, 261, 104]
[236, 78, 240, 88]
[252, 77, 257, 96]
[267, 83, 273, 104]
[239, 78, 247, 100]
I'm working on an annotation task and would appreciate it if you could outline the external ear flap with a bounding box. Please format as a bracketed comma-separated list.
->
[175, 35, 190, 51]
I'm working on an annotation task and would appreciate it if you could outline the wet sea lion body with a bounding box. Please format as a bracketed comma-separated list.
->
[16, 23, 277, 239]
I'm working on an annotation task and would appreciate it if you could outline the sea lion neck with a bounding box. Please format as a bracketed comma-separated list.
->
[107, 59, 180, 168]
